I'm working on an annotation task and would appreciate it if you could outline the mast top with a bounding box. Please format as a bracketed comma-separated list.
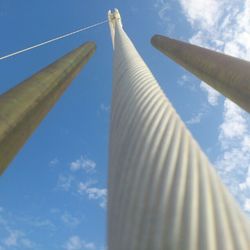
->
[108, 9, 122, 48]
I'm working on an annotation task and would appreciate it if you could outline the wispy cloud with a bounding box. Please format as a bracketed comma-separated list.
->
[78, 181, 107, 209]
[154, 0, 175, 34]
[70, 156, 96, 173]
[64, 236, 96, 250]
[186, 103, 209, 125]
[219, 100, 248, 141]
[186, 111, 203, 125]
[56, 156, 106, 209]
[215, 100, 250, 206]
[57, 174, 75, 191]
[100, 103, 110, 113]
[177, 74, 197, 92]
[3, 230, 34, 249]
[200, 82, 220, 106]
[49, 158, 59, 167]
[61, 212, 81, 228]
[0, 207, 58, 249]
[0, 210, 36, 249]
[17, 216, 56, 232]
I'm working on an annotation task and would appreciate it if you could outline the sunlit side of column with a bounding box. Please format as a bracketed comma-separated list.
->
[151, 34, 250, 113]
[0, 42, 96, 174]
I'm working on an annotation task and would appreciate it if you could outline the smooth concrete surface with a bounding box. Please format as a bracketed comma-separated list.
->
[0, 42, 96, 175]
[152, 34, 250, 113]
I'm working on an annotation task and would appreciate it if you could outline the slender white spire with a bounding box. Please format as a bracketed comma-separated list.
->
[108, 8, 122, 48]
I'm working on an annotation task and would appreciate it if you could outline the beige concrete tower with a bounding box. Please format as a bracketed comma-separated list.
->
[151, 35, 250, 113]
[0, 42, 96, 175]
[108, 9, 250, 250]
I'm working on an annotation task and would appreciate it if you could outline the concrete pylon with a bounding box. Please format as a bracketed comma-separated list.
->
[0, 42, 96, 175]
[108, 9, 250, 250]
[151, 34, 250, 113]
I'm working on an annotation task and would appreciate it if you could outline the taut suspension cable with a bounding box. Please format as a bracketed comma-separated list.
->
[0, 20, 107, 61]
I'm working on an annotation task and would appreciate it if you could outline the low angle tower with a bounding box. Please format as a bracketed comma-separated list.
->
[151, 35, 250, 113]
[108, 9, 250, 250]
[0, 42, 96, 175]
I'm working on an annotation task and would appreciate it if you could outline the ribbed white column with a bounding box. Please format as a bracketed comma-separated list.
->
[108, 10, 250, 250]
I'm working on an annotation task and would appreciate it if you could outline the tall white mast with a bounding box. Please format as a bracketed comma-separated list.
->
[107, 9, 250, 250]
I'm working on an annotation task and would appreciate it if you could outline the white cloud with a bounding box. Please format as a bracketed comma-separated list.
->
[244, 199, 250, 212]
[240, 176, 250, 191]
[186, 103, 209, 125]
[189, 31, 224, 50]
[78, 181, 107, 209]
[219, 100, 247, 141]
[180, 0, 250, 105]
[216, 101, 250, 206]
[177, 74, 197, 92]
[186, 112, 203, 125]
[64, 236, 96, 250]
[184, 0, 250, 60]
[179, 0, 222, 29]
[70, 156, 96, 173]
[200, 82, 220, 106]
[0, 209, 50, 249]
[55, 155, 106, 209]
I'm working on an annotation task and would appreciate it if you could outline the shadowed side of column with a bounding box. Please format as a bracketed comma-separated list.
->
[0, 42, 96, 175]
[151, 34, 250, 113]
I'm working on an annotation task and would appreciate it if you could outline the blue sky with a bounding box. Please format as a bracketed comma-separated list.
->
[0, 0, 250, 249]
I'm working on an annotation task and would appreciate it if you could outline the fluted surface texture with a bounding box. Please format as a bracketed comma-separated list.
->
[151, 34, 250, 113]
[108, 16, 250, 250]
[0, 42, 96, 175]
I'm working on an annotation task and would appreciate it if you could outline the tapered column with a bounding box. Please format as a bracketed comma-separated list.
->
[0, 42, 96, 175]
[108, 10, 250, 250]
[151, 34, 250, 113]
